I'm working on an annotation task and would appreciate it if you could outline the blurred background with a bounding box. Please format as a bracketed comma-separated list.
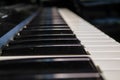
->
[0, 0, 120, 42]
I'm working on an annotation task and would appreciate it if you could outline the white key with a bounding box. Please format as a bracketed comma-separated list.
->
[93, 59, 120, 70]
[90, 51, 120, 58]
[59, 8, 120, 80]
[103, 70, 120, 80]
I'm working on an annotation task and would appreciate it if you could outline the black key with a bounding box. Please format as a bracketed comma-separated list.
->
[28, 24, 68, 26]
[9, 38, 80, 45]
[14, 34, 76, 40]
[29, 18, 66, 25]
[22, 28, 71, 31]
[25, 26, 70, 29]
[28, 23, 67, 26]
[2, 44, 87, 56]
[0, 57, 103, 80]
[20, 29, 73, 35]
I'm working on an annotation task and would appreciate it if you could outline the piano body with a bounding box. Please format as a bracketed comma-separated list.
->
[0, 0, 120, 80]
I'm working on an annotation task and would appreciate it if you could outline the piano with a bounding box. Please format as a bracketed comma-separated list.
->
[0, 0, 120, 80]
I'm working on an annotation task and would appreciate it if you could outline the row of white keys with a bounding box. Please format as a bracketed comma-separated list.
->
[59, 8, 120, 80]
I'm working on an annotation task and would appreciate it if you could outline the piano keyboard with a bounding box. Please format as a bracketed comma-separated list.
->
[0, 7, 120, 80]
[1, 8, 86, 56]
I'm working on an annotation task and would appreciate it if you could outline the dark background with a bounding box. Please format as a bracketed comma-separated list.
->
[1, 0, 120, 42]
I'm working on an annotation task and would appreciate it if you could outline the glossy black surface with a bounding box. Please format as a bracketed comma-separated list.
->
[0, 57, 102, 80]
[9, 38, 80, 45]
[14, 34, 76, 40]
[2, 44, 86, 56]
[2, 7, 87, 56]
[20, 29, 73, 35]
[25, 26, 70, 29]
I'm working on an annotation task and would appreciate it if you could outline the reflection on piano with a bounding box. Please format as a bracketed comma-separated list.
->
[0, 0, 120, 80]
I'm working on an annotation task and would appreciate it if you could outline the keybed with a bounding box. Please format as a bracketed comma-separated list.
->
[0, 7, 120, 80]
